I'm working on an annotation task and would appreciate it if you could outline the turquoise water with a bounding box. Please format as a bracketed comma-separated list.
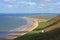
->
[0, 16, 32, 37]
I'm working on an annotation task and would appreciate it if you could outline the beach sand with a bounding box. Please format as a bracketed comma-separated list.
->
[0, 17, 39, 40]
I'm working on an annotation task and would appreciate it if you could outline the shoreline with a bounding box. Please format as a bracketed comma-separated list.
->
[0, 17, 39, 40]
[0, 17, 32, 37]
[9, 17, 33, 32]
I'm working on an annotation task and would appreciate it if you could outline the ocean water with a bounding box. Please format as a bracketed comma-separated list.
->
[0, 13, 59, 16]
[0, 16, 32, 37]
[0, 13, 59, 37]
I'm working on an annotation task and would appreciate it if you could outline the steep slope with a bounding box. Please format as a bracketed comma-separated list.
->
[44, 15, 60, 32]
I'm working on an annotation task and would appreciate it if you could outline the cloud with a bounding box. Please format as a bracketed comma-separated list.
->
[26, 2, 36, 6]
[3, 0, 9, 2]
[45, 0, 52, 2]
[7, 5, 13, 8]
[37, 4, 45, 9]
[38, 6, 43, 9]
[12, 0, 16, 2]
[40, 4, 45, 6]
[0, 5, 3, 9]
[48, 2, 60, 6]
[56, 2, 60, 5]
[18, 1, 37, 6]
[26, 2, 37, 6]
[39, 0, 52, 2]
[3, 0, 16, 2]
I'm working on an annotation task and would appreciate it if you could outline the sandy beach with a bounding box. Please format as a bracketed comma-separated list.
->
[0, 17, 39, 40]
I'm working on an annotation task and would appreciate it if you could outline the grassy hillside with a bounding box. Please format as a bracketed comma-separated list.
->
[14, 15, 60, 40]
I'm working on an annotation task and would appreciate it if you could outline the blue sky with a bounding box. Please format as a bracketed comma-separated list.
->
[0, 0, 60, 13]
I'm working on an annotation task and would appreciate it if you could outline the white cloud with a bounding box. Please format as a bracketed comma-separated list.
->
[38, 7, 43, 9]
[3, 0, 16, 2]
[26, 2, 37, 6]
[37, 4, 45, 9]
[3, 0, 10, 2]
[49, 2, 60, 6]
[8, 5, 13, 8]
[45, 0, 52, 2]
[40, 0, 52, 2]
[12, 0, 16, 2]
[0, 6, 3, 9]
[18, 1, 37, 6]
[40, 4, 45, 7]
[56, 2, 60, 5]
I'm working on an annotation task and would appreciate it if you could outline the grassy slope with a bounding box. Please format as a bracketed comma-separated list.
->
[14, 15, 60, 40]
[14, 22, 50, 40]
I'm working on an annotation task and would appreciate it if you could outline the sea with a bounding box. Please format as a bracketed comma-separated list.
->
[0, 13, 59, 37]
[0, 16, 32, 37]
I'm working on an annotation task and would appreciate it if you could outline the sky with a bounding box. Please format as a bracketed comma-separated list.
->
[0, 0, 60, 13]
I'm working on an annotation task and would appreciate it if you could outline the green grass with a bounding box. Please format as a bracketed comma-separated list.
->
[14, 22, 49, 40]
[14, 21, 60, 40]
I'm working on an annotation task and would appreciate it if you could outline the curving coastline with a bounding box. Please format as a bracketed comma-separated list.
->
[0, 16, 39, 40]
[0, 17, 32, 38]
[9, 17, 33, 32]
